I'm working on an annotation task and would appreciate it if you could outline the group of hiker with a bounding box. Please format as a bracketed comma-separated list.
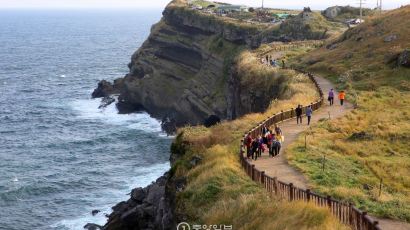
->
[261, 55, 286, 68]
[327, 88, 346, 106]
[295, 104, 313, 125]
[245, 125, 283, 161]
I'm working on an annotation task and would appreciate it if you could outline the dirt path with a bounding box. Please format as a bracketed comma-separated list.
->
[248, 75, 410, 230]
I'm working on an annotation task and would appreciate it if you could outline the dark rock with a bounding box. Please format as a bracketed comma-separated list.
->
[189, 155, 202, 167]
[161, 117, 177, 135]
[174, 177, 187, 192]
[98, 96, 115, 109]
[398, 49, 410, 67]
[384, 52, 400, 65]
[356, 36, 363, 42]
[326, 43, 338, 50]
[103, 173, 175, 230]
[91, 210, 100, 216]
[204, 115, 221, 127]
[111, 201, 129, 213]
[349, 131, 373, 140]
[92, 80, 116, 98]
[384, 34, 397, 42]
[363, 184, 372, 190]
[131, 187, 146, 203]
[344, 52, 353, 59]
[84, 223, 102, 230]
[116, 95, 145, 114]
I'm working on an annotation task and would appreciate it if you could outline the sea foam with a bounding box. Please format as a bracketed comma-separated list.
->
[70, 98, 163, 134]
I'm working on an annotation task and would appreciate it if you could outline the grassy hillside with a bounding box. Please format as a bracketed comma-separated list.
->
[169, 47, 349, 228]
[288, 6, 410, 221]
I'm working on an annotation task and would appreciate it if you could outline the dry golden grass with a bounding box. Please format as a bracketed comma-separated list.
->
[287, 5, 410, 221]
[170, 50, 345, 227]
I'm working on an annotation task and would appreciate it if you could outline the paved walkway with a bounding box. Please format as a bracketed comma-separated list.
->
[247, 75, 410, 230]
[251, 76, 352, 189]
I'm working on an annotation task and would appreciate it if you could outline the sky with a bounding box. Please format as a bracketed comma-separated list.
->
[0, 0, 409, 10]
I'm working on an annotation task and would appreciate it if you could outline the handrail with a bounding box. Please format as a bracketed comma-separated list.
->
[238, 70, 381, 230]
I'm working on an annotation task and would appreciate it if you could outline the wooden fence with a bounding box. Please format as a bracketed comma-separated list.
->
[239, 71, 381, 230]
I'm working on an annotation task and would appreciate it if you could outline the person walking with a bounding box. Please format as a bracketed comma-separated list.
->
[274, 125, 282, 136]
[262, 125, 268, 135]
[251, 138, 259, 160]
[271, 138, 281, 156]
[282, 59, 285, 68]
[245, 134, 252, 159]
[328, 89, 334, 106]
[306, 105, 313, 125]
[296, 105, 303, 124]
[257, 135, 264, 157]
[339, 90, 346, 106]
[267, 132, 273, 156]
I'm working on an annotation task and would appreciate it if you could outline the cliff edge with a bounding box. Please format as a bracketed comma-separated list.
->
[92, 0, 334, 133]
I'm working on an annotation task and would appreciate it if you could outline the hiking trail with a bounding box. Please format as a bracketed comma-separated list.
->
[248, 74, 410, 230]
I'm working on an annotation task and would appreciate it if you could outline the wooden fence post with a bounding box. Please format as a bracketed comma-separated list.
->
[348, 203, 354, 226]
[362, 211, 368, 230]
[251, 165, 255, 181]
[327, 195, 332, 209]
[261, 171, 265, 184]
[289, 183, 294, 201]
[373, 221, 379, 230]
[306, 189, 311, 202]
[240, 140, 244, 156]
[273, 177, 278, 194]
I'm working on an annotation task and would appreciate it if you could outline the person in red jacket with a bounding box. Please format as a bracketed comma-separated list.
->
[245, 134, 252, 159]
[339, 90, 346, 106]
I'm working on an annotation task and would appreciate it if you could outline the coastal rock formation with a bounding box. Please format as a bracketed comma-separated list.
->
[398, 49, 410, 67]
[103, 173, 176, 230]
[92, 0, 331, 133]
[92, 2, 268, 131]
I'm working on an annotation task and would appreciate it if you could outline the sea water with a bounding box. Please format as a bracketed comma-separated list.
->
[0, 9, 171, 230]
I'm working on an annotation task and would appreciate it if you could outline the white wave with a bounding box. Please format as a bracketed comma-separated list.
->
[51, 162, 170, 230]
[70, 98, 164, 134]
[60, 75, 67, 78]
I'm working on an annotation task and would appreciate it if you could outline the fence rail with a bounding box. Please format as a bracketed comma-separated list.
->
[239, 70, 381, 230]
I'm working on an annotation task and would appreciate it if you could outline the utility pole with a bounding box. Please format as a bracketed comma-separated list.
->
[262, 0, 264, 9]
[359, 0, 363, 20]
[380, 0, 382, 13]
[357, 0, 366, 21]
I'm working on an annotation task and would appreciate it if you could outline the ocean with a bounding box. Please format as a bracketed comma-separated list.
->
[0, 9, 172, 230]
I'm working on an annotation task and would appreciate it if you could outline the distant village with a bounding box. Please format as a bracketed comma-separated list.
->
[187, 0, 374, 26]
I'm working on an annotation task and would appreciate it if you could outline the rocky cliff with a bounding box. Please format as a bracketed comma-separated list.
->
[92, 0, 326, 133]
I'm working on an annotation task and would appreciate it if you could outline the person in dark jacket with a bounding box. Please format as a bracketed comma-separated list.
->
[271, 139, 281, 156]
[251, 139, 259, 160]
[262, 125, 268, 135]
[296, 105, 303, 124]
[328, 89, 334, 106]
